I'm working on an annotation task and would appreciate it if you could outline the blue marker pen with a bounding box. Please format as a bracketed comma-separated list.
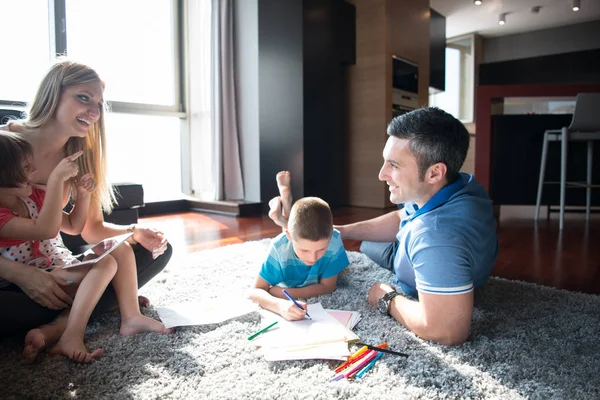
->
[282, 289, 312, 320]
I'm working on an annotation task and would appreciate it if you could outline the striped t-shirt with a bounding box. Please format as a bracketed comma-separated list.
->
[259, 229, 349, 288]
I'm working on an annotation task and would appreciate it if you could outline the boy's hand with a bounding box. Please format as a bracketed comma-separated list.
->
[77, 173, 97, 194]
[277, 299, 308, 321]
[49, 151, 83, 183]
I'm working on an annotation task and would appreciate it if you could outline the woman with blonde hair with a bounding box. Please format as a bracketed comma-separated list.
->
[0, 59, 173, 361]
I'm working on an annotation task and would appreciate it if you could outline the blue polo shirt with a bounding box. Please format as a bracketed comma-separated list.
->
[393, 173, 498, 298]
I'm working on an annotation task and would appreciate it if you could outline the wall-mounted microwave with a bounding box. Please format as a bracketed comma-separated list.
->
[392, 56, 418, 95]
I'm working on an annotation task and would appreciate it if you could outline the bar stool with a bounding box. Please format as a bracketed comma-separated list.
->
[535, 93, 600, 230]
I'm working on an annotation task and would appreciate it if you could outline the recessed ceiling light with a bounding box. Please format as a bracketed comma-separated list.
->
[474, 0, 482, 5]
[499, 13, 506, 25]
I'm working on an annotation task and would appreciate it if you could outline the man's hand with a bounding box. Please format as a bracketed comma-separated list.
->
[368, 282, 395, 307]
[14, 267, 73, 310]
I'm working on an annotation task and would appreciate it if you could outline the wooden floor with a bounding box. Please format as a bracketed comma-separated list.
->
[140, 205, 600, 295]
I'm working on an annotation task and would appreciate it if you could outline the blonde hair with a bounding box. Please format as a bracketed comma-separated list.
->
[288, 197, 333, 241]
[21, 59, 116, 212]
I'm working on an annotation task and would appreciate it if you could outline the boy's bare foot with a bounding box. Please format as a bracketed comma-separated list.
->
[120, 314, 174, 336]
[276, 171, 293, 219]
[268, 197, 288, 229]
[22, 313, 69, 363]
[49, 336, 103, 364]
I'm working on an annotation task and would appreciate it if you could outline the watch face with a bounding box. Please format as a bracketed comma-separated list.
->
[378, 291, 398, 315]
[377, 296, 389, 315]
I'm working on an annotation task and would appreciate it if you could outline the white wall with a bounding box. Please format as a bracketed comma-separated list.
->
[233, 0, 260, 202]
[483, 20, 600, 63]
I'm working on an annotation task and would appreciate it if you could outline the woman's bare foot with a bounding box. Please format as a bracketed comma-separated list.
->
[276, 171, 293, 219]
[268, 197, 288, 229]
[109, 295, 151, 312]
[138, 295, 151, 308]
[49, 335, 103, 364]
[120, 314, 173, 336]
[22, 312, 69, 363]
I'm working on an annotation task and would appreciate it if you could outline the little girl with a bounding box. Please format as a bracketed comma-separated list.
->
[0, 131, 171, 363]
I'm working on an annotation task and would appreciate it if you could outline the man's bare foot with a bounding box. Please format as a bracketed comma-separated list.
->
[120, 314, 174, 336]
[268, 196, 288, 230]
[22, 313, 69, 363]
[276, 171, 293, 219]
[49, 336, 103, 364]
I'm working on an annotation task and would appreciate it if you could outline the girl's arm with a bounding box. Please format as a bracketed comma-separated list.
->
[0, 152, 82, 241]
[61, 173, 96, 235]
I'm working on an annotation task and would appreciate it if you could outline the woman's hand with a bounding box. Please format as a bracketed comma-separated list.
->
[133, 226, 169, 259]
[13, 267, 73, 310]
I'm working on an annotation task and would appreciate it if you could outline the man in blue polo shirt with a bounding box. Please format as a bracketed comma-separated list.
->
[337, 107, 498, 345]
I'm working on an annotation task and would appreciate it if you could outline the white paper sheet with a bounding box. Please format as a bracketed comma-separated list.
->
[261, 340, 350, 361]
[251, 303, 359, 348]
[156, 298, 258, 328]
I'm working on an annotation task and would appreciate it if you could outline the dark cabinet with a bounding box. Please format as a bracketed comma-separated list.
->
[429, 8, 446, 93]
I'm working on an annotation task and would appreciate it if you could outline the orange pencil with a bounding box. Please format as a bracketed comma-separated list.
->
[335, 342, 387, 373]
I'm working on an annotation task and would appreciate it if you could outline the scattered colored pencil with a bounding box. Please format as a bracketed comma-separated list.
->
[356, 352, 384, 378]
[247, 321, 278, 340]
[355, 342, 409, 358]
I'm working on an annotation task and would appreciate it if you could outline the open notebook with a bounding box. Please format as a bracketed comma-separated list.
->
[251, 303, 360, 361]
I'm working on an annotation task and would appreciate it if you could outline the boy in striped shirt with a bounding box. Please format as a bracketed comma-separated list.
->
[248, 172, 349, 321]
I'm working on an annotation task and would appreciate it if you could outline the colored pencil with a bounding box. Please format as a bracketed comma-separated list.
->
[355, 342, 409, 357]
[247, 321, 278, 340]
[356, 352, 384, 378]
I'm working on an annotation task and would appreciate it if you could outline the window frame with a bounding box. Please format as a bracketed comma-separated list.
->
[0, 0, 191, 200]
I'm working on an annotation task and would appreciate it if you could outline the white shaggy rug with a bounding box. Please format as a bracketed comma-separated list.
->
[1, 239, 599, 400]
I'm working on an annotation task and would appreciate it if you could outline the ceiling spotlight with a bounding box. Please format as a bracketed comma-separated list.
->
[572, 0, 580, 11]
[474, 0, 482, 5]
[499, 13, 506, 25]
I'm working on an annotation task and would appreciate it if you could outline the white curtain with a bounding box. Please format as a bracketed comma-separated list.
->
[211, 0, 244, 200]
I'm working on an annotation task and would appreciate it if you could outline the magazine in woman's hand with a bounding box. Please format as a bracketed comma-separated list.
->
[63, 232, 134, 268]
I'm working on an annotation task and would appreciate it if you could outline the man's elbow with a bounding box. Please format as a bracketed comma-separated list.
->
[420, 325, 470, 346]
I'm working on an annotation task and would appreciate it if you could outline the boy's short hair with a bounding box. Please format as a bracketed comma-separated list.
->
[0, 131, 33, 188]
[288, 197, 333, 242]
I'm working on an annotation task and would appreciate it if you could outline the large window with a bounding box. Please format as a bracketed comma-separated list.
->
[0, 0, 52, 102]
[0, 0, 198, 203]
[429, 35, 476, 123]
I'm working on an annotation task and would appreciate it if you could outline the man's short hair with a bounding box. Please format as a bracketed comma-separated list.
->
[288, 197, 333, 242]
[387, 107, 470, 182]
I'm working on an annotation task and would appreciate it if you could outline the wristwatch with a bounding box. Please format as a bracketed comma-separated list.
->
[377, 291, 400, 315]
